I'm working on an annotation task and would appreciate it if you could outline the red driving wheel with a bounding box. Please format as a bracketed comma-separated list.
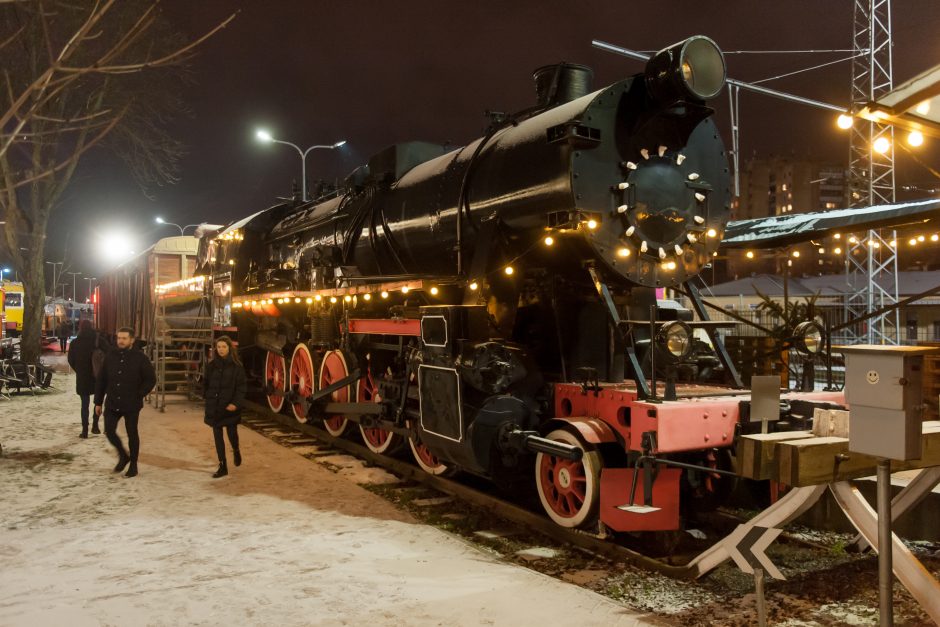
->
[264, 351, 287, 413]
[289, 343, 315, 423]
[318, 350, 351, 437]
[358, 369, 401, 454]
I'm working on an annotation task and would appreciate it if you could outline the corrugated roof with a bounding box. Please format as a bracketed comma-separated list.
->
[706, 270, 940, 299]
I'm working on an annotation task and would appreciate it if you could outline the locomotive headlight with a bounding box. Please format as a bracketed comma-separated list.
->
[793, 320, 824, 356]
[656, 321, 693, 361]
[646, 35, 726, 103]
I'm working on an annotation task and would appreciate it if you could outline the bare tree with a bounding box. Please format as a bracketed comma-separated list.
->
[0, 1, 235, 361]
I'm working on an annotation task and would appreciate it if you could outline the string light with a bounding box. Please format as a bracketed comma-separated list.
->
[294, 297, 301, 303]
[909, 238, 918, 246]
[543, 236, 554, 246]
[381, 291, 389, 299]
[586, 219, 598, 230]
[305, 297, 313, 304]
[430, 286, 439, 295]
[833, 233, 841, 239]
[329, 296, 337, 303]
[344, 295, 352, 302]
[848, 236, 858, 244]
[792, 250, 800, 258]
[363, 293, 371, 301]
[746, 251, 754, 259]
[504, 266, 514, 275]
[932, 234, 939, 242]
[834, 247, 842, 254]
[401, 286, 410, 294]
[706, 228, 717, 238]
[315, 295, 322, 302]
[469, 282, 479, 291]
[617, 248, 631, 258]
[918, 235, 926, 242]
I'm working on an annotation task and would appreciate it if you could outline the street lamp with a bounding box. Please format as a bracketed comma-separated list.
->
[155, 217, 200, 236]
[255, 129, 346, 201]
[67, 271, 82, 302]
[85, 277, 97, 302]
[45, 261, 63, 297]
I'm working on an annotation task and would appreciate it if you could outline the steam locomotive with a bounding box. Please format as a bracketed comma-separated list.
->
[199, 36, 843, 532]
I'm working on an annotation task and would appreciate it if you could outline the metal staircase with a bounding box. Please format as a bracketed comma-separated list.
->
[149, 293, 213, 411]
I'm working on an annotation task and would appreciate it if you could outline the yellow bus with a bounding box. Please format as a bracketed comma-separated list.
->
[1, 280, 24, 336]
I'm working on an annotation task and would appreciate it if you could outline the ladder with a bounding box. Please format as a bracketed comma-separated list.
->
[149, 293, 213, 412]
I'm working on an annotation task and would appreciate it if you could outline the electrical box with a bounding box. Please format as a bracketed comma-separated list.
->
[839, 345, 939, 461]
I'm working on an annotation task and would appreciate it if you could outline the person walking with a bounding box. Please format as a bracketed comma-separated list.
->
[67, 320, 109, 438]
[203, 336, 246, 478]
[94, 327, 156, 478]
[56, 318, 72, 353]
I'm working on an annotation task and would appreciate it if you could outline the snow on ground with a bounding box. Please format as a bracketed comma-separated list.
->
[0, 367, 658, 627]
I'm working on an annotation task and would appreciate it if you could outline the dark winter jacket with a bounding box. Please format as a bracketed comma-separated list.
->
[203, 356, 247, 428]
[94, 346, 156, 414]
[67, 329, 108, 395]
[56, 321, 72, 340]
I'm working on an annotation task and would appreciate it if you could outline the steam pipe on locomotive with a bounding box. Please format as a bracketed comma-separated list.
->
[204, 36, 844, 532]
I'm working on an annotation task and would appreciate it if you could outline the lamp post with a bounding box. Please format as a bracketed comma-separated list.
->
[85, 277, 97, 303]
[45, 261, 63, 298]
[255, 129, 346, 201]
[67, 272, 82, 302]
[155, 217, 200, 236]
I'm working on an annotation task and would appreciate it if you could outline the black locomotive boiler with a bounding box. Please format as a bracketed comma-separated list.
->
[202, 36, 843, 532]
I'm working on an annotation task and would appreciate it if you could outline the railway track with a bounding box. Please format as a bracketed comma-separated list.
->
[242, 400, 698, 577]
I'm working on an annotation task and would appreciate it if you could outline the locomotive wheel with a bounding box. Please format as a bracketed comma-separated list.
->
[289, 343, 315, 423]
[683, 447, 735, 513]
[264, 351, 287, 413]
[408, 433, 455, 476]
[318, 349, 351, 437]
[535, 429, 603, 529]
[357, 370, 402, 454]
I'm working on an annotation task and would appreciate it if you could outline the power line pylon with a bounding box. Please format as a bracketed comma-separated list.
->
[844, 0, 900, 344]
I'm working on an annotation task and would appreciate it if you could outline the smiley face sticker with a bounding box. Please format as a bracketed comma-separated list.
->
[866, 370, 880, 385]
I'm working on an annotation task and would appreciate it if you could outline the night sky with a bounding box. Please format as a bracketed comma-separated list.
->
[47, 0, 940, 279]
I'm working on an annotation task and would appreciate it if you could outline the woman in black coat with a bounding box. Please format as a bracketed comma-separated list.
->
[67, 319, 109, 438]
[203, 336, 247, 478]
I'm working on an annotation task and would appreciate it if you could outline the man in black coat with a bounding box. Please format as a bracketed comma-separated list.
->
[94, 327, 156, 478]
[67, 320, 109, 438]
[56, 319, 72, 353]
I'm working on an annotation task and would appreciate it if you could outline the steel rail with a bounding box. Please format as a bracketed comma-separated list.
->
[243, 400, 691, 578]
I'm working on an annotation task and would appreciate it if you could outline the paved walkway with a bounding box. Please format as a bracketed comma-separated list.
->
[0, 372, 661, 626]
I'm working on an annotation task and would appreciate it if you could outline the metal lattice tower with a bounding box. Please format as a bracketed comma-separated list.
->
[843, 0, 900, 344]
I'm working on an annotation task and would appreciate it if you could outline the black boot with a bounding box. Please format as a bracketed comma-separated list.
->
[80, 429, 88, 439]
[212, 462, 228, 478]
[113, 453, 130, 473]
[124, 461, 138, 478]
[233, 449, 242, 467]
[91, 422, 101, 435]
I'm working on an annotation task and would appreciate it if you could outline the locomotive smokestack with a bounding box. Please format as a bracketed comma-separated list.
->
[533, 63, 594, 109]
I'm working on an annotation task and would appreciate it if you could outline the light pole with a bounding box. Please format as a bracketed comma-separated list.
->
[85, 277, 97, 302]
[255, 129, 346, 201]
[45, 261, 63, 298]
[67, 272, 82, 302]
[155, 217, 200, 236]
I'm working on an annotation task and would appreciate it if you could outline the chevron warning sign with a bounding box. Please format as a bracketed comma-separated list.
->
[725, 524, 785, 580]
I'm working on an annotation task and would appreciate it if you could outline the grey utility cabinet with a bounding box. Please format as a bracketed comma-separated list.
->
[839, 345, 939, 461]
